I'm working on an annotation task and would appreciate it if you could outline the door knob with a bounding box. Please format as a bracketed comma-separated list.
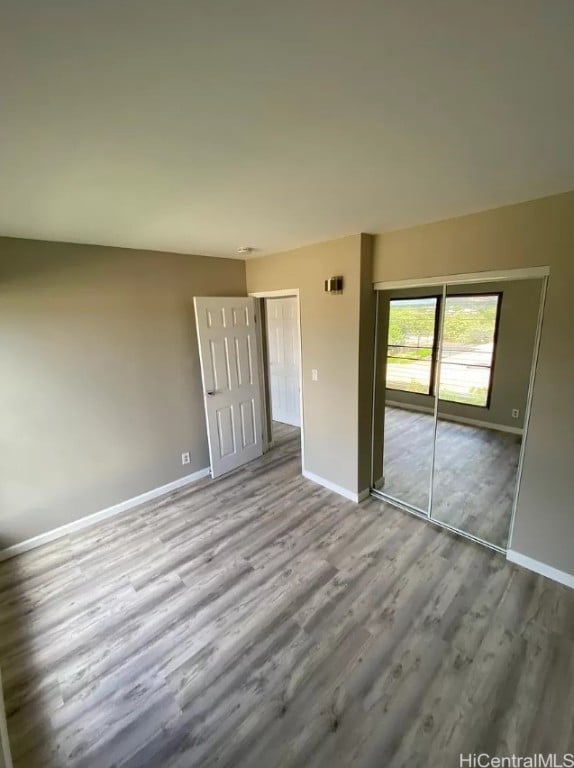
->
[206, 391, 216, 396]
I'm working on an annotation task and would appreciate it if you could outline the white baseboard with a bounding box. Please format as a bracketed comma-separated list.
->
[302, 470, 368, 503]
[386, 400, 523, 435]
[507, 550, 574, 589]
[0, 467, 211, 562]
[386, 400, 434, 415]
[442, 413, 523, 435]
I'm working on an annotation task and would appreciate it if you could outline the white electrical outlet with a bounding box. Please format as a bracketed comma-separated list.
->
[511, 409, 520, 419]
[181, 452, 190, 465]
[311, 369, 318, 382]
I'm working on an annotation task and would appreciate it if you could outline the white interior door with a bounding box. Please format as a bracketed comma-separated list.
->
[194, 297, 263, 478]
[266, 297, 301, 427]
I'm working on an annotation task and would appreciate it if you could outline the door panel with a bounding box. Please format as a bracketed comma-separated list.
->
[194, 297, 263, 478]
[209, 339, 231, 391]
[216, 407, 235, 457]
[234, 336, 254, 386]
[239, 400, 257, 447]
[265, 297, 301, 427]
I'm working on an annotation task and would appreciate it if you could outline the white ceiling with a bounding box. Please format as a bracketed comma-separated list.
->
[2, 1, 573, 258]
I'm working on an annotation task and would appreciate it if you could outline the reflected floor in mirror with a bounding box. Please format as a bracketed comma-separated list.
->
[382, 406, 521, 548]
[381, 407, 434, 511]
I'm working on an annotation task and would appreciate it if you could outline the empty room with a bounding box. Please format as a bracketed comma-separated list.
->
[1, 2, 573, 768]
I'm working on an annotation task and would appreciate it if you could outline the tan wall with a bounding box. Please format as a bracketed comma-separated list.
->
[246, 234, 372, 495]
[381, 279, 543, 429]
[0, 237, 246, 546]
[373, 190, 574, 576]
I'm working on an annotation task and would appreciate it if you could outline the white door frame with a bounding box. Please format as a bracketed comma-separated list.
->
[249, 289, 305, 472]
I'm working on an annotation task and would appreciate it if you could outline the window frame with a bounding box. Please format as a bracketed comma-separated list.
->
[385, 291, 503, 408]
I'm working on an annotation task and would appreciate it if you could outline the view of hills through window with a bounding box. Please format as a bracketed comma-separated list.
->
[387, 297, 437, 395]
[386, 294, 500, 406]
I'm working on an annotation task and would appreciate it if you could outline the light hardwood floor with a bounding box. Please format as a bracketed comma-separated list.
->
[382, 406, 521, 547]
[0, 422, 573, 767]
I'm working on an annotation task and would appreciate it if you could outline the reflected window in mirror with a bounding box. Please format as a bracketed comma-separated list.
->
[438, 293, 501, 408]
[386, 293, 502, 409]
[386, 297, 440, 395]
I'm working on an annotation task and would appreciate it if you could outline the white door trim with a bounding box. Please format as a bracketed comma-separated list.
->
[249, 289, 305, 473]
[374, 266, 550, 291]
[250, 289, 302, 298]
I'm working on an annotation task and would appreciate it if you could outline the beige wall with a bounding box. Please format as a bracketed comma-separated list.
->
[373, 190, 574, 576]
[246, 234, 373, 495]
[3, 191, 572, 581]
[381, 279, 543, 429]
[0, 237, 246, 546]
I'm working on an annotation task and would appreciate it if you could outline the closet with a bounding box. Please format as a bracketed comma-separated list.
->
[371, 270, 547, 551]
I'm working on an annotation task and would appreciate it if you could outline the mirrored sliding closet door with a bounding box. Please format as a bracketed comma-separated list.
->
[372, 273, 546, 552]
[430, 277, 544, 549]
[374, 289, 439, 515]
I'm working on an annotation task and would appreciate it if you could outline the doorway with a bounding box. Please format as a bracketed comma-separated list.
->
[265, 296, 301, 428]
[250, 290, 304, 466]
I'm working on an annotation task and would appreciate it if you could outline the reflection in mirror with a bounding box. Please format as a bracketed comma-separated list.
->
[376, 290, 439, 513]
[431, 279, 544, 548]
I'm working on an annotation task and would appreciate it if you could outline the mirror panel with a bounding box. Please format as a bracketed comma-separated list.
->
[375, 290, 439, 513]
[430, 279, 543, 548]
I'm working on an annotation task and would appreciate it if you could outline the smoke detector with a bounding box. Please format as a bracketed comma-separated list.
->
[237, 246, 255, 256]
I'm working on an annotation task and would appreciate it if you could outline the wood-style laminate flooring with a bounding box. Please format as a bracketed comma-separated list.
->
[382, 406, 521, 547]
[1, 422, 573, 768]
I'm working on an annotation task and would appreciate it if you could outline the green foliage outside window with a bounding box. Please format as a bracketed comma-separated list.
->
[388, 297, 498, 349]
[386, 294, 500, 406]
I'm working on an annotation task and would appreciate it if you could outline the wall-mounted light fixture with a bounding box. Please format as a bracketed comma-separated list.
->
[324, 275, 344, 294]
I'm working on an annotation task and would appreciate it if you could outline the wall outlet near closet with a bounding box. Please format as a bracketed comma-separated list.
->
[181, 452, 191, 465]
[511, 409, 520, 419]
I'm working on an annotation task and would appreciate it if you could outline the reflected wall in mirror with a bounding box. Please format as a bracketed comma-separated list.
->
[376, 289, 439, 513]
[431, 278, 544, 548]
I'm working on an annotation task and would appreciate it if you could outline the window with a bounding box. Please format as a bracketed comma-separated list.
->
[385, 293, 501, 407]
[439, 293, 501, 407]
[386, 297, 439, 395]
